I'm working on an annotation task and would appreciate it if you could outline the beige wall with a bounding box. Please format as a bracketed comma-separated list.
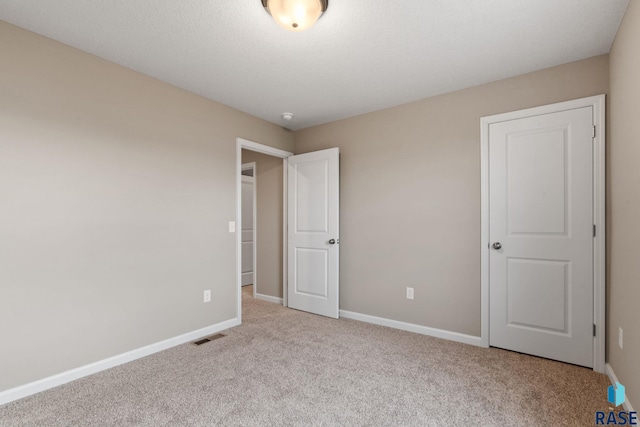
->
[609, 0, 640, 409]
[1, 12, 626, 400]
[0, 21, 293, 392]
[294, 55, 609, 336]
[241, 150, 284, 299]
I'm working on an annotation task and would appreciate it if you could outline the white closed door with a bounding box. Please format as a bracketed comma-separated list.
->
[241, 175, 255, 286]
[288, 148, 339, 318]
[489, 106, 594, 367]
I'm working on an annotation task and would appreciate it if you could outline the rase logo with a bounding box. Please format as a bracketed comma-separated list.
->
[610, 383, 627, 407]
[595, 382, 638, 425]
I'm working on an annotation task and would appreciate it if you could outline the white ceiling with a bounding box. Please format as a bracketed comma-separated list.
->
[0, 0, 629, 130]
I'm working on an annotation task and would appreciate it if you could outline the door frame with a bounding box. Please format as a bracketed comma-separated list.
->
[236, 138, 293, 323]
[480, 94, 606, 373]
[241, 162, 257, 294]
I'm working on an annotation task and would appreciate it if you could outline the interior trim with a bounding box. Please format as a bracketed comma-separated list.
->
[254, 293, 284, 305]
[339, 310, 483, 347]
[0, 317, 240, 406]
[606, 363, 636, 412]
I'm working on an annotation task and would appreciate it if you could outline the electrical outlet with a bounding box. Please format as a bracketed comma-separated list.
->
[619, 327, 623, 349]
[406, 287, 414, 300]
[204, 290, 211, 303]
[228, 221, 236, 233]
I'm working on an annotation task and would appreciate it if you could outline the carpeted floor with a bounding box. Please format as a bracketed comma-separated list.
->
[0, 289, 613, 426]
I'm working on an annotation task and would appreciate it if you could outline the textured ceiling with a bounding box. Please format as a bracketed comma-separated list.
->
[0, 0, 629, 130]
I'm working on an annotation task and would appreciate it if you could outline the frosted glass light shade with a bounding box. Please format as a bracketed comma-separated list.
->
[265, 0, 325, 32]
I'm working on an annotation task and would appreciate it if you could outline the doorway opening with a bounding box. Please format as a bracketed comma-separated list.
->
[236, 138, 292, 323]
[236, 138, 341, 322]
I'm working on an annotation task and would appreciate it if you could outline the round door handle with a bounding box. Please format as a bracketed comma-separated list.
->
[328, 239, 337, 245]
[492, 242, 502, 250]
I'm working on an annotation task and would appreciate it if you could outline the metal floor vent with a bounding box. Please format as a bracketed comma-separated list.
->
[193, 333, 225, 346]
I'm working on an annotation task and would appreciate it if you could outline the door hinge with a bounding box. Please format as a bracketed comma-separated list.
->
[593, 324, 597, 337]
[592, 126, 596, 139]
[593, 224, 596, 237]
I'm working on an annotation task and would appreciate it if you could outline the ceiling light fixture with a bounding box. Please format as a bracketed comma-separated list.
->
[261, 0, 328, 32]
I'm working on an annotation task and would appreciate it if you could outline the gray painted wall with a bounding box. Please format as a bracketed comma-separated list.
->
[0, 21, 293, 392]
[609, 0, 640, 409]
[294, 55, 610, 337]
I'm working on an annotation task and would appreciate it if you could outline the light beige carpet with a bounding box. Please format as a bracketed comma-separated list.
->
[0, 291, 612, 426]
[242, 284, 253, 298]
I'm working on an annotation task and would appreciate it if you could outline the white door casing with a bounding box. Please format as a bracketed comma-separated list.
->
[241, 172, 255, 286]
[287, 148, 340, 318]
[481, 95, 606, 372]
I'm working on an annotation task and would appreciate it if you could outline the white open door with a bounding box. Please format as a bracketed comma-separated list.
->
[488, 106, 594, 367]
[287, 148, 339, 318]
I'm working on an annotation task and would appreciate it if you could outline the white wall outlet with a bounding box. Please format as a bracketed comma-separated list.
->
[619, 327, 623, 349]
[406, 287, 414, 300]
[204, 290, 211, 303]
[228, 221, 236, 233]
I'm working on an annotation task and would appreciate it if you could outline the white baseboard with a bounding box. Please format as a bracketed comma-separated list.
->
[339, 310, 484, 347]
[606, 363, 636, 412]
[254, 293, 283, 305]
[0, 317, 240, 406]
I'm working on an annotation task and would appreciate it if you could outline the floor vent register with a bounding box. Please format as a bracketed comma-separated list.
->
[193, 334, 225, 346]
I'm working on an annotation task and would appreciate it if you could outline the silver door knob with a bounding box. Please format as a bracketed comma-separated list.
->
[328, 239, 337, 245]
[492, 242, 502, 250]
